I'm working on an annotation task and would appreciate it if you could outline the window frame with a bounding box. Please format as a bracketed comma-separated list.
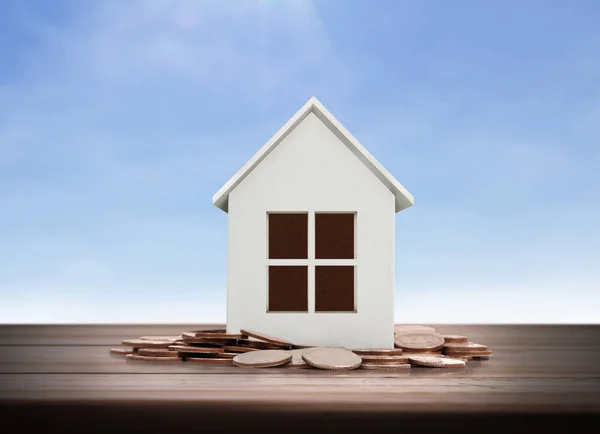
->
[266, 211, 357, 314]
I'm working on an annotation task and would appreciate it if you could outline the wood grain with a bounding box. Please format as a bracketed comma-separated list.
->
[0, 324, 598, 432]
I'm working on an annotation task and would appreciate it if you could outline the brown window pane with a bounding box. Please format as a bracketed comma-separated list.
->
[268, 266, 308, 312]
[315, 213, 354, 259]
[315, 266, 355, 312]
[268, 213, 308, 259]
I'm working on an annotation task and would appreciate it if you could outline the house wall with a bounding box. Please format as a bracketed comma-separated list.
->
[226, 112, 396, 348]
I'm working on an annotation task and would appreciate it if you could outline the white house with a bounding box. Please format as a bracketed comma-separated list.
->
[212, 97, 414, 349]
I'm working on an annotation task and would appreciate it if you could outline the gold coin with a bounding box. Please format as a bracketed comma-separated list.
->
[232, 350, 292, 368]
[394, 332, 445, 351]
[409, 356, 466, 368]
[302, 348, 362, 371]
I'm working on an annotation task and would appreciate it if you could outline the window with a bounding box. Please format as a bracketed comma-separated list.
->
[268, 265, 308, 312]
[267, 213, 308, 312]
[267, 212, 356, 313]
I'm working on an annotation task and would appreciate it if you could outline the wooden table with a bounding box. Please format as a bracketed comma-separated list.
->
[0, 324, 598, 432]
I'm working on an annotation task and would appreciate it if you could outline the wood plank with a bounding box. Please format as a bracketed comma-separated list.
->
[0, 325, 598, 416]
[1, 374, 598, 412]
[0, 345, 597, 377]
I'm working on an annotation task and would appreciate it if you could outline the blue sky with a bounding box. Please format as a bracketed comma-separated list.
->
[1, 0, 598, 323]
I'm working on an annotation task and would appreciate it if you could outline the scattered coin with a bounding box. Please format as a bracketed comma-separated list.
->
[110, 347, 135, 355]
[168, 345, 223, 354]
[409, 356, 466, 368]
[126, 354, 182, 362]
[183, 329, 227, 336]
[137, 348, 180, 357]
[235, 339, 284, 350]
[360, 362, 411, 370]
[232, 349, 292, 368]
[302, 347, 362, 371]
[359, 354, 410, 364]
[285, 348, 311, 368]
[122, 339, 174, 349]
[401, 352, 445, 358]
[443, 335, 469, 343]
[222, 345, 260, 353]
[394, 332, 445, 352]
[352, 348, 403, 356]
[185, 357, 234, 365]
[139, 336, 180, 342]
[444, 342, 488, 351]
[193, 331, 246, 339]
[239, 329, 294, 347]
[112, 325, 493, 371]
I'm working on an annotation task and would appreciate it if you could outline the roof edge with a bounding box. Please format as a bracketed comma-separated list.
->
[212, 96, 414, 213]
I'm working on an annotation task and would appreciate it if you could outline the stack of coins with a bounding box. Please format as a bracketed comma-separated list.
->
[110, 325, 492, 369]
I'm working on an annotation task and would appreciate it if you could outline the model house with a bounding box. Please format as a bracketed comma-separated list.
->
[213, 97, 414, 348]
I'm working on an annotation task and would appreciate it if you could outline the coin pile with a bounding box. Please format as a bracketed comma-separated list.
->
[110, 325, 492, 370]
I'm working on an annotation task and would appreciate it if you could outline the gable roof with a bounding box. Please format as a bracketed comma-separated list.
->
[212, 96, 414, 213]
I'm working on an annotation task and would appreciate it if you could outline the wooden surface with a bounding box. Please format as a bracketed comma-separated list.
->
[1, 324, 598, 432]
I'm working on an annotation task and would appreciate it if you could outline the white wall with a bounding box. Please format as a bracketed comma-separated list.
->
[226, 112, 396, 348]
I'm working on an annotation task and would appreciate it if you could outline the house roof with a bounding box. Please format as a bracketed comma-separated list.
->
[212, 96, 414, 213]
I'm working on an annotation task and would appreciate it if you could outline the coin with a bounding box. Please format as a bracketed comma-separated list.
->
[409, 356, 466, 368]
[359, 354, 410, 364]
[401, 352, 446, 358]
[445, 349, 493, 358]
[222, 345, 260, 353]
[352, 348, 403, 356]
[183, 329, 227, 336]
[239, 329, 294, 347]
[285, 348, 311, 368]
[126, 354, 182, 362]
[302, 347, 362, 371]
[235, 339, 284, 350]
[193, 332, 245, 339]
[360, 362, 411, 370]
[444, 342, 488, 351]
[232, 349, 292, 368]
[443, 335, 469, 343]
[394, 332, 445, 351]
[110, 347, 135, 355]
[139, 336, 180, 342]
[122, 339, 174, 349]
[168, 345, 223, 354]
[181, 338, 229, 346]
[137, 348, 180, 357]
[185, 357, 234, 365]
